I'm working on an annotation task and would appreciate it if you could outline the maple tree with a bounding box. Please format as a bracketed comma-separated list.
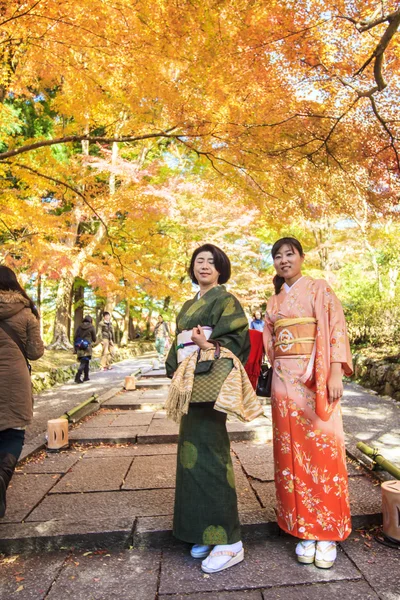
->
[0, 1, 399, 346]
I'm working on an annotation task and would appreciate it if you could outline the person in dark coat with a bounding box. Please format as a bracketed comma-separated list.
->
[0, 266, 44, 518]
[74, 315, 96, 383]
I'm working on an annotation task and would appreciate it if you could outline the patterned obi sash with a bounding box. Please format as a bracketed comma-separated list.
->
[274, 317, 317, 357]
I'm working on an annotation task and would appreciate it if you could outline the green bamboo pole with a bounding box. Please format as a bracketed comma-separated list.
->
[356, 442, 400, 480]
[62, 394, 99, 421]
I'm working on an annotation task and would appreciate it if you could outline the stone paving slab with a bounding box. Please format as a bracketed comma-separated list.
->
[140, 388, 169, 398]
[69, 426, 148, 443]
[79, 411, 154, 428]
[153, 410, 167, 419]
[133, 510, 280, 548]
[232, 441, 275, 481]
[111, 412, 154, 426]
[0, 473, 60, 524]
[158, 536, 362, 595]
[0, 551, 67, 600]
[105, 398, 166, 410]
[82, 443, 177, 458]
[261, 581, 380, 600]
[159, 591, 263, 600]
[245, 481, 277, 522]
[233, 460, 263, 512]
[342, 532, 400, 600]
[136, 379, 171, 388]
[26, 489, 175, 522]
[76, 413, 123, 428]
[50, 456, 133, 493]
[348, 475, 382, 519]
[123, 455, 176, 490]
[342, 382, 400, 468]
[0, 517, 134, 554]
[46, 549, 161, 600]
[18, 450, 83, 474]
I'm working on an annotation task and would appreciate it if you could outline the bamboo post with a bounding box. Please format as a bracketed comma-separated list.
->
[356, 442, 400, 479]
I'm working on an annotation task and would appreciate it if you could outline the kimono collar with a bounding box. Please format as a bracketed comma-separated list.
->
[195, 285, 225, 301]
[283, 276, 304, 293]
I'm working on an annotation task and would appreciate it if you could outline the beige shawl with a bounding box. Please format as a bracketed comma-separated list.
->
[165, 346, 265, 423]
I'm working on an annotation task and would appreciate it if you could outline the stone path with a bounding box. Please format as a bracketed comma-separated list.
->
[0, 356, 399, 600]
[342, 381, 400, 468]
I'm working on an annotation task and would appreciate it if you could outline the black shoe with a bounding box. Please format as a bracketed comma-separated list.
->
[75, 379, 83, 384]
[83, 378, 90, 382]
[0, 453, 18, 518]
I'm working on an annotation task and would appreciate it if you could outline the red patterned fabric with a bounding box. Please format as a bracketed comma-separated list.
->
[244, 329, 263, 390]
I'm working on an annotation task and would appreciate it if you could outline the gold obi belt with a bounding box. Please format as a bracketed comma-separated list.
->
[274, 318, 317, 357]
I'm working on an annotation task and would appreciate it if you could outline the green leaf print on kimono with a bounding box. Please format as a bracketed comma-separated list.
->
[202, 525, 228, 545]
[180, 441, 198, 469]
[226, 462, 236, 489]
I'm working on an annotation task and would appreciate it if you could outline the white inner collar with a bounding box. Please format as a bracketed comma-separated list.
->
[284, 276, 304, 293]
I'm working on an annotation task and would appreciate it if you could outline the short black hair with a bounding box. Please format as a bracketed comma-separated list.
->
[103, 311, 110, 317]
[188, 243, 231, 285]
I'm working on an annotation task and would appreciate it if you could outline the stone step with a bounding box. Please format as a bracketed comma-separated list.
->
[1, 440, 383, 555]
[69, 414, 273, 445]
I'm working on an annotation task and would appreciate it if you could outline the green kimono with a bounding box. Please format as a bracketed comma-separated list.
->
[166, 285, 250, 546]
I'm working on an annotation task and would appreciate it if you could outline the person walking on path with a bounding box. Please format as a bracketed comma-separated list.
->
[74, 315, 96, 383]
[263, 237, 353, 569]
[154, 315, 170, 364]
[97, 311, 114, 370]
[250, 310, 264, 332]
[0, 266, 44, 518]
[166, 243, 263, 574]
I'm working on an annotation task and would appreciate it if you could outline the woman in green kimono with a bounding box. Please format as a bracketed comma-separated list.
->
[166, 243, 250, 574]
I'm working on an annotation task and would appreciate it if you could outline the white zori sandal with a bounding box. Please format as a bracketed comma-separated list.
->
[191, 544, 212, 559]
[315, 541, 337, 569]
[295, 540, 316, 564]
[201, 542, 244, 573]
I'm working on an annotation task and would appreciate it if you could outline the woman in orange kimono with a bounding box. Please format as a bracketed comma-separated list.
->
[263, 237, 353, 569]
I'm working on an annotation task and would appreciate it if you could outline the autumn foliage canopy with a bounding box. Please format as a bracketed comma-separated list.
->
[0, 1, 399, 345]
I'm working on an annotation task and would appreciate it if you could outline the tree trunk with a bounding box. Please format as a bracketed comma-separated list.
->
[120, 299, 130, 346]
[104, 294, 116, 315]
[388, 267, 399, 299]
[145, 309, 153, 339]
[48, 272, 75, 350]
[37, 274, 43, 339]
[73, 282, 85, 334]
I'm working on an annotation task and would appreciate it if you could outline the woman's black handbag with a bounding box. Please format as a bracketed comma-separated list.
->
[256, 366, 273, 398]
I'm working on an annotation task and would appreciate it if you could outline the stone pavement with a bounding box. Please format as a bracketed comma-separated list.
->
[0, 359, 399, 600]
[342, 381, 400, 469]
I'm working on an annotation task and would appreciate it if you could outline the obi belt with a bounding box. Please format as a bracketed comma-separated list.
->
[274, 317, 317, 358]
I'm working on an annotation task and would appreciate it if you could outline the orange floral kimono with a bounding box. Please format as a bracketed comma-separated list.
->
[263, 276, 353, 541]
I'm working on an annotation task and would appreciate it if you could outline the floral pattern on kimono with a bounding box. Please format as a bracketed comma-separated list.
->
[263, 276, 353, 541]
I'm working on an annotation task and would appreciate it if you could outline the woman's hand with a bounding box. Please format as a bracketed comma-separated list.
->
[191, 325, 214, 350]
[327, 362, 343, 403]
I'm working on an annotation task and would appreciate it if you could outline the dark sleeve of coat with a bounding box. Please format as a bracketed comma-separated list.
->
[25, 312, 45, 361]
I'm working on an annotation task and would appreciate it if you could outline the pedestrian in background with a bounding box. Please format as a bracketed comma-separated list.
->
[154, 315, 170, 364]
[74, 315, 96, 383]
[250, 310, 264, 331]
[0, 266, 44, 518]
[97, 311, 115, 370]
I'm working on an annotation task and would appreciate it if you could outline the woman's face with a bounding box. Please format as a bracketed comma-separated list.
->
[273, 244, 304, 281]
[255, 311, 262, 320]
[193, 251, 220, 287]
